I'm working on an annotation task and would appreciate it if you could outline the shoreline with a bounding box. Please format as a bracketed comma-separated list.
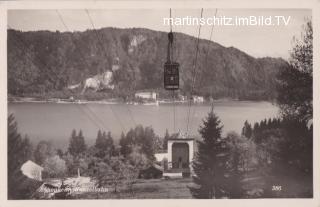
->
[8, 96, 272, 105]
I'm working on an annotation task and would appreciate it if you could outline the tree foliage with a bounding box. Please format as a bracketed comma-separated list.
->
[7, 114, 33, 199]
[225, 132, 257, 198]
[276, 19, 313, 122]
[241, 120, 252, 139]
[119, 125, 158, 161]
[68, 129, 87, 157]
[34, 140, 56, 165]
[247, 118, 312, 174]
[190, 109, 229, 198]
[95, 130, 115, 158]
[43, 155, 67, 178]
[8, 28, 287, 101]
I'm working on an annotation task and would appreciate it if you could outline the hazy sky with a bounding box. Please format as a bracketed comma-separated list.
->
[8, 9, 311, 60]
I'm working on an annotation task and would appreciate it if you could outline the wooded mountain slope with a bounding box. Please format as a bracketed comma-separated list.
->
[8, 28, 288, 100]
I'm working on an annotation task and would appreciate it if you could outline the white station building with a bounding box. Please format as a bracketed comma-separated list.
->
[155, 133, 195, 178]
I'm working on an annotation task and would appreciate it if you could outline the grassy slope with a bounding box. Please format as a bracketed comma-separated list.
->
[76, 178, 193, 199]
[73, 172, 312, 199]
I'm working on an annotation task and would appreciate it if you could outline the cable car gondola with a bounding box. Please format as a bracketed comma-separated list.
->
[164, 61, 179, 90]
[164, 19, 180, 91]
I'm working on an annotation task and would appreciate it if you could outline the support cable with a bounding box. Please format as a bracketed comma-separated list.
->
[185, 8, 204, 137]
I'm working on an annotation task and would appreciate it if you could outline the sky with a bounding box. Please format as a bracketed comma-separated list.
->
[8, 9, 311, 60]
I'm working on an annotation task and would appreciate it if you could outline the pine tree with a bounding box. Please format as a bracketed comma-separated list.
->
[241, 120, 252, 138]
[95, 130, 107, 158]
[68, 129, 87, 157]
[163, 129, 170, 150]
[190, 109, 229, 198]
[119, 131, 131, 157]
[106, 131, 115, 156]
[7, 114, 33, 199]
[95, 130, 106, 149]
[95, 130, 103, 146]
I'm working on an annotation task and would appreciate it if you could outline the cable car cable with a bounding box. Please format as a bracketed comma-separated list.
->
[185, 8, 204, 137]
[169, 8, 176, 134]
[188, 8, 218, 133]
[84, 9, 138, 133]
[85, 9, 110, 66]
[85, 9, 137, 131]
[8, 23, 111, 134]
[56, 10, 112, 133]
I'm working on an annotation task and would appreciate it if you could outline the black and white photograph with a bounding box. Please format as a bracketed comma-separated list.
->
[1, 0, 319, 203]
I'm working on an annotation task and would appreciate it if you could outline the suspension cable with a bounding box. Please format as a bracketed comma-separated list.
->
[56, 10, 114, 133]
[170, 8, 176, 134]
[85, 9, 110, 68]
[85, 9, 142, 133]
[8, 23, 112, 134]
[185, 8, 204, 137]
[188, 8, 218, 132]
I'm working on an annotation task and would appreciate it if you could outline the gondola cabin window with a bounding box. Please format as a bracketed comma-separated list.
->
[164, 62, 179, 90]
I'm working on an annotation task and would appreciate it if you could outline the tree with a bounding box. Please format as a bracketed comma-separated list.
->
[34, 140, 56, 165]
[68, 129, 87, 157]
[119, 125, 157, 161]
[57, 149, 64, 158]
[95, 157, 127, 193]
[7, 39, 40, 95]
[225, 132, 259, 198]
[125, 145, 150, 193]
[21, 135, 34, 162]
[95, 130, 103, 147]
[189, 109, 230, 198]
[43, 155, 67, 178]
[276, 19, 312, 122]
[93, 161, 112, 188]
[7, 114, 33, 199]
[241, 120, 252, 138]
[119, 131, 132, 157]
[106, 131, 115, 156]
[163, 129, 170, 150]
[136, 126, 156, 161]
[95, 130, 115, 158]
[95, 130, 107, 158]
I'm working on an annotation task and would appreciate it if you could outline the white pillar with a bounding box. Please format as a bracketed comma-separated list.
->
[167, 141, 173, 169]
[188, 140, 194, 173]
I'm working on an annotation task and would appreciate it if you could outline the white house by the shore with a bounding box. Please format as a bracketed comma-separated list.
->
[135, 91, 157, 100]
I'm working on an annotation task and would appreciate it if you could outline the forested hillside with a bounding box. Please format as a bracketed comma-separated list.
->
[7, 28, 288, 100]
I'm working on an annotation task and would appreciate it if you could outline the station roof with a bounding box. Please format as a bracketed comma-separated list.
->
[167, 138, 194, 141]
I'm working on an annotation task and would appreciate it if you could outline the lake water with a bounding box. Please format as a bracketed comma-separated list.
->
[8, 101, 279, 150]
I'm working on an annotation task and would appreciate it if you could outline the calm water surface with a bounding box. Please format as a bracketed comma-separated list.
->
[8, 101, 279, 149]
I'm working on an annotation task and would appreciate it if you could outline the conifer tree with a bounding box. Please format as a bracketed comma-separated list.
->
[241, 120, 252, 138]
[190, 109, 229, 198]
[68, 129, 86, 157]
[106, 131, 115, 156]
[95, 129, 107, 158]
[163, 129, 170, 150]
[8, 114, 33, 199]
[119, 131, 131, 157]
[95, 130, 103, 147]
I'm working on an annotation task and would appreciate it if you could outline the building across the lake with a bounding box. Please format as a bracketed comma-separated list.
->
[155, 132, 194, 178]
[135, 91, 157, 100]
[192, 95, 204, 103]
